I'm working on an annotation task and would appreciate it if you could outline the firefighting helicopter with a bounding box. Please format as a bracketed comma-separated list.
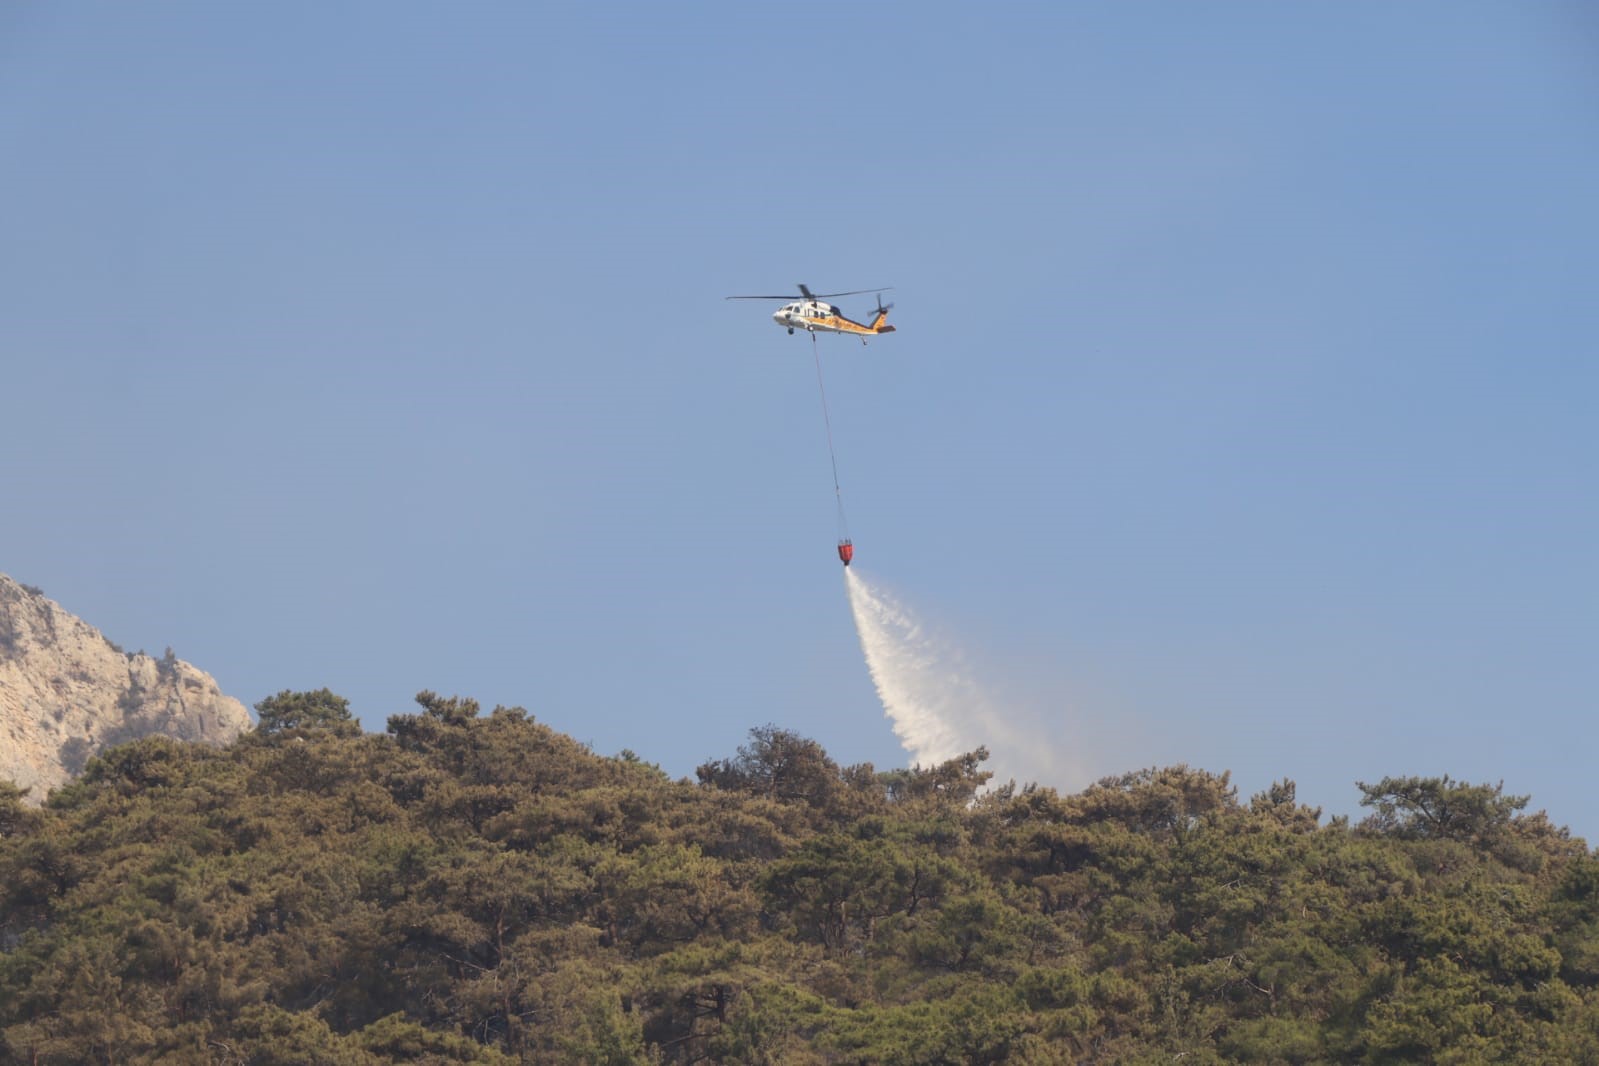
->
[727, 284, 899, 567]
[725, 284, 895, 343]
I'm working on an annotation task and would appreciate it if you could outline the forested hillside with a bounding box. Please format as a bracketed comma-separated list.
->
[3, 690, 1597, 1064]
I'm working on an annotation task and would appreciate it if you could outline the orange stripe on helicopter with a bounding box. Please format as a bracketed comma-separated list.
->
[810, 312, 895, 334]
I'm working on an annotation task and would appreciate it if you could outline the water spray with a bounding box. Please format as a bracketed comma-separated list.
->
[843, 567, 1067, 786]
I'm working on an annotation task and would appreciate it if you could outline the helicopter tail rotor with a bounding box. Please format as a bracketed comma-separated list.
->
[869, 293, 896, 333]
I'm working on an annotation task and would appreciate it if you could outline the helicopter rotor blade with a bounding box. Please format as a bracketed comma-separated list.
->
[813, 286, 893, 299]
[726, 285, 894, 301]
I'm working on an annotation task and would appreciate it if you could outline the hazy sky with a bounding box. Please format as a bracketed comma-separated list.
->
[4, 4, 1595, 834]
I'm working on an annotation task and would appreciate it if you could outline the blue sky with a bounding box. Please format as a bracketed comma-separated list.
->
[4, 4, 1595, 833]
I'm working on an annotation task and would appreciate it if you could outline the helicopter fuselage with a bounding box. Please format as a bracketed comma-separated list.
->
[774, 301, 837, 332]
[772, 301, 893, 338]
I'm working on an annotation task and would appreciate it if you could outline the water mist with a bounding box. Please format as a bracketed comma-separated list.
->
[844, 567, 1070, 787]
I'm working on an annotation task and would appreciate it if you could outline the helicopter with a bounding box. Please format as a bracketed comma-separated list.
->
[726, 284, 896, 343]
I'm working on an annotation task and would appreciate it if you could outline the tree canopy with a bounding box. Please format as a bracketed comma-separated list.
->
[1, 694, 1595, 1064]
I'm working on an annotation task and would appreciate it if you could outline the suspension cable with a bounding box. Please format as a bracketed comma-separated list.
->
[811, 331, 849, 540]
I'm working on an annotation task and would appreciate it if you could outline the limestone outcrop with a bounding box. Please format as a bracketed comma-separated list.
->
[0, 573, 252, 803]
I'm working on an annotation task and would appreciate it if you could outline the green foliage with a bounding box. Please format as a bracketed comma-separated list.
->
[0, 780, 37, 839]
[254, 687, 362, 739]
[0, 707, 1594, 1064]
[1358, 774, 1528, 840]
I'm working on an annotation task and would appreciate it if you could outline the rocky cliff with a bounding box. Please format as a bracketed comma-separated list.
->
[0, 574, 253, 803]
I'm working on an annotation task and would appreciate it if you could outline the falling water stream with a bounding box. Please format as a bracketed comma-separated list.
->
[843, 567, 1067, 785]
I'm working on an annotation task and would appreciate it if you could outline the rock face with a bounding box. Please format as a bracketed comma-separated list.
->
[0, 574, 253, 803]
